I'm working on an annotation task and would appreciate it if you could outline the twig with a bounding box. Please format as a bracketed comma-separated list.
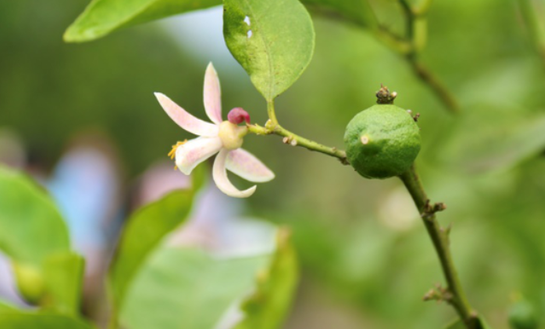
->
[407, 57, 459, 112]
[247, 121, 348, 164]
[247, 99, 348, 163]
[366, 0, 460, 113]
[397, 0, 459, 113]
[399, 165, 480, 329]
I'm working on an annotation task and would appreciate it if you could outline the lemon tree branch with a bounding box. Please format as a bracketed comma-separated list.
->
[247, 100, 347, 163]
[247, 121, 348, 164]
[362, 0, 459, 113]
[399, 166, 480, 329]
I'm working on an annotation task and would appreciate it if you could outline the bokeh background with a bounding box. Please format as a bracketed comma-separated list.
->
[1, 0, 545, 328]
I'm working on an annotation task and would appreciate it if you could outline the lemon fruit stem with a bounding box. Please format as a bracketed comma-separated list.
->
[248, 121, 348, 165]
[247, 99, 348, 164]
[399, 165, 481, 329]
[376, 84, 397, 104]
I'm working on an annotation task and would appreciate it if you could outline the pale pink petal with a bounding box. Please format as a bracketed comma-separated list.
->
[226, 149, 275, 183]
[203, 63, 223, 125]
[213, 149, 256, 198]
[155, 92, 218, 137]
[175, 137, 222, 175]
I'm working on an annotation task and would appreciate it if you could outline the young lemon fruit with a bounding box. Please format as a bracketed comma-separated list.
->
[344, 87, 421, 179]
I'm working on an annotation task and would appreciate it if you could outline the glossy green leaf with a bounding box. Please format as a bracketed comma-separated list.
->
[64, 0, 221, 42]
[108, 189, 196, 310]
[0, 166, 70, 267]
[0, 312, 94, 329]
[43, 252, 85, 315]
[120, 247, 270, 329]
[234, 228, 298, 329]
[224, 0, 315, 101]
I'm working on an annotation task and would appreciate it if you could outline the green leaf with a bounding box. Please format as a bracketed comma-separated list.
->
[64, 0, 222, 43]
[43, 252, 85, 316]
[224, 0, 315, 101]
[0, 166, 70, 267]
[301, 0, 378, 29]
[120, 247, 270, 329]
[442, 106, 545, 173]
[0, 166, 74, 306]
[234, 228, 298, 329]
[0, 312, 95, 329]
[108, 189, 196, 311]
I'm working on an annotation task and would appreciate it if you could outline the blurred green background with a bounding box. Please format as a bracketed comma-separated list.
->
[1, 0, 545, 328]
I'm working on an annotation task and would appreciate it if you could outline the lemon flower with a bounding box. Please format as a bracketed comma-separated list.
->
[154, 63, 274, 198]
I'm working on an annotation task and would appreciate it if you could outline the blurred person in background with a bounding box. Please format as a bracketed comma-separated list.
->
[46, 132, 122, 316]
[0, 129, 123, 317]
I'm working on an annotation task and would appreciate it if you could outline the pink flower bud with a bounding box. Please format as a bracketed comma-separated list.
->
[227, 107, 250, 125]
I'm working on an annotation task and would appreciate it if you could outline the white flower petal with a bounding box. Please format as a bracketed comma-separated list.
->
[226, 149, 275, 183]
[203, 63, 223, 125]
[175, 137, 222, 175]
[155, 92, 218, 137]
[213, 149, 256, 198]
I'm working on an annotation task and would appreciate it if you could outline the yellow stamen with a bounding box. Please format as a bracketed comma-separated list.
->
[168, 140, 187, 160]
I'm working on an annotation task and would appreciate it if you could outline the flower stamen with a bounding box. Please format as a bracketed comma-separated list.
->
[168, 140, 187, 160]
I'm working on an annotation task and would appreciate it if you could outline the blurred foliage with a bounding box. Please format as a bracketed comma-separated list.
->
[0, 166, 69, 266]
[0, 166, 84, 313]
[0, 311, 94, 329]
[447, 319, 492, 329]
[2, 0, 545, 328]
[0, 166, 86, 321]
[234, 229, 298, 329]
[108, 188, 196, 310]
[41, 252, 85, 315]
[64, 0, 221, 42]
[121, 247, 268, 329]
[0, 0, 215, 176]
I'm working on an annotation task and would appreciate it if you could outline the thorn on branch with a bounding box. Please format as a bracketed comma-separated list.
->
[440, 224, 453, 245]
[421, 199, 447, 220]
[434, 202, 447, 212]
[423, 284, 453, 304]
[282, 136, 297, 146]
[441, 224, 452, 236]
[407, 110, 421, 122]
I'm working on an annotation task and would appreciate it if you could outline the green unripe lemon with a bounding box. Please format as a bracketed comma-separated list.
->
[344, 104, 421, 179]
